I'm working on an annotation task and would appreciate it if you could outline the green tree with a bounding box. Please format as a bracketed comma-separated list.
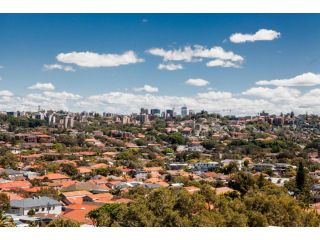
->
[167, 132, 185, 145]
[296, 161, 306, 192]
[295, 161, 312, 205]
[0, 211, 15, 227]
[202, 140, 218, 150]
[223, 162, 239, 174]
[135, 138, 147, 146]
[27, 209, 35, 216]
[0, 193, 10, 211]
[228, 172, 256, 195]
[48, 218, 81, 227]
[0, 152, 18, 169]
[60, 163, 79, 177]
[53, 143, 66, 153]
[87, 203, 127, 227]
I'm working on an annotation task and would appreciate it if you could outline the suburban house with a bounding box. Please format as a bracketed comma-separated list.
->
[220, 159, 245, 170]
[0, 180, 32, 190]
[33, 173, 71, 183]
[193, 161, 219, 172]
[0, 168, 24, 180]
[253, 163, 275, 172]
[60, 190, 93, 205]
[9, 196, 62, 216]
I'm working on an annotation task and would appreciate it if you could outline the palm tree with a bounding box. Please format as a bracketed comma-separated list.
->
[0, 211, 16, 227]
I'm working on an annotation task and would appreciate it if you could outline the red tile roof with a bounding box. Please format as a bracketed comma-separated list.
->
[1, 191, 24, 200]
[61, 203, 101, 225]
[35, 173, 70, 180]
[0, 180, 32, 190]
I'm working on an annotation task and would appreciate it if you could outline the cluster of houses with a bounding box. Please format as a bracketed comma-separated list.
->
[1, 110, 320, 225]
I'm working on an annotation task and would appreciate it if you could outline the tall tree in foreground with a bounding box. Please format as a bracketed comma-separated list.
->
[88, 186, 320, 227]
[295, 161, 312, 205]
[296, 161, 306, 192]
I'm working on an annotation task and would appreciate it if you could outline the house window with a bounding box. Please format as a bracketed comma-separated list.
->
[42, 208, 45, 211]
[35, 209, 39, 212]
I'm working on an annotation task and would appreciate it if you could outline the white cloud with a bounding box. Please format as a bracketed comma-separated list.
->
[76, 91, 272, 116]
[297, 89, 320, 108]
[193, 46, 243, 62]
[230, 29, 281, 43]
[186, 78, 209, 87]
[158, 63, 183, 71]
[134, 84, 159, 93]
[41, 91, 81, 100]
[256, 72, 320, 87]
[148, 47, 193, 62]
[21, 91, 82, 111]
[5, 86, 320, 115]
[147, 45, 243, 67]
[206, 59, 241, 68]
[28, 82, 55, 91]
[197, 91, 233, 100]
[0, 90, 13, 97]
[242, 87, 301, 102]
[56, 51, 144, 68]
[43, 64, 75, 72]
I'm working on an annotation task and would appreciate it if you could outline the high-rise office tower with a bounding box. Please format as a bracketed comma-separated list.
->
[181, 106, 188, 117]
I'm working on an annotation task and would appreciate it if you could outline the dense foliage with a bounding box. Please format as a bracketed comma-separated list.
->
[87, 175, 320, 227]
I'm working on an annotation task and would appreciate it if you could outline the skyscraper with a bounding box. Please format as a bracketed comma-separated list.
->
[181, 106, 188, 117]
[166, 109, 174, 119]
[151, 108, 161, 116]
[140, 108, 149, 115]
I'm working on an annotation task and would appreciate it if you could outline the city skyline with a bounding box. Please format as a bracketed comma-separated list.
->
[1, 14, 320, 115]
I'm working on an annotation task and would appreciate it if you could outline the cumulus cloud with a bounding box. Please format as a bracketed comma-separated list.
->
[186, 78, 209, 87]
[296, 89, 320, 108]
[158, 63, 183, 71]
[256, 72, 320, 87]
[0, 90, 81, 111]
[76, 91, 272, 116]
[20, 91, 81, 111]
[0, 90, 14, 106]
[242, 87, 301, 102]
[197, 91, 233, 99]
[134, 85, 159, 93]
[41, 91, 81, 100]
[148, 45, 243, 68]
[56, 51, 144, 68]
[206, 59, 241, 68]
[0, 90, 14, 97]
[28, 82, 55, 91]
[5, 86, 320, 115]
[43, 64, 75, 72]
[230, 29, 281, 43]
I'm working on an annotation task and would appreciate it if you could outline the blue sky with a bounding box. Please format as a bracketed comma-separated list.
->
[1, 14, 320, 115]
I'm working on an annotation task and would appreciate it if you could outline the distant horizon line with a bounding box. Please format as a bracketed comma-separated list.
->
[1, 108, 310, 118]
